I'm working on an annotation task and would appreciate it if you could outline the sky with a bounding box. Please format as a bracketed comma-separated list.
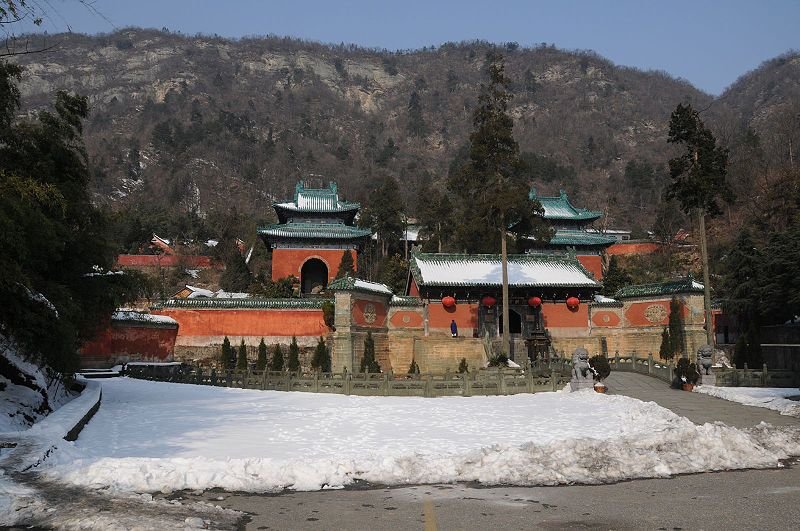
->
[16, 0, 800, 95]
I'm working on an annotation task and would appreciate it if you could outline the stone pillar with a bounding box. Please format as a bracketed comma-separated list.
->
[331, 291, 354, 372]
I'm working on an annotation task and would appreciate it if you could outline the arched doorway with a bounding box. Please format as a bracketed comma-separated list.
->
[498, 308, 523, 335]
[301, 258, 328, 294]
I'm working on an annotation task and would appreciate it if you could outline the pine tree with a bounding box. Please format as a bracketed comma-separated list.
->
[256, 338, 268, 370]
[408, 359, 420, 375]
[336, 250, 355, 278]
[219, 240, 252, 292]
[601, 256, 632, 297]
[311, 336, 331, 372]
[360, 175, 404, 258]
[446, 52, 551, 356]
[360, 332, 381, 373]
[220, 336, 233, 370]
[236, 339, 248, 370]
[667, 103, 731, 346]
[407, 91, 427, 137]
[668, 297, 685, 358]
[659, 327, 673, 361]
[269, 343, 284, 371]
[287, 336, 301, 372]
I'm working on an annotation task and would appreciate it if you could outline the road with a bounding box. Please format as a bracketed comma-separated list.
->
[187, 373, 800, 530]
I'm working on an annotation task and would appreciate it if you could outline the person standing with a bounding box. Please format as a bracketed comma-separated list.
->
[450, 319, 458, 338]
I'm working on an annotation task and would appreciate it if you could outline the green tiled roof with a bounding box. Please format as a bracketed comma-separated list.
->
[529, 188, 602, 221]
[274, 181, 360, 214]
[327, 276, 393, 295]
[614, 276, 704, 299]
[390, 295, 425, 307]
[160, 298, 324, 309]
[409, 252, 599, 288]
[258, 222, 372, 241]
[549, 229, 617, 247]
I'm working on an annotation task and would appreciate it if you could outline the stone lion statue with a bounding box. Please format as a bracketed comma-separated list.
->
[572, 347, 593, 381]
[697, 344, 714, 375]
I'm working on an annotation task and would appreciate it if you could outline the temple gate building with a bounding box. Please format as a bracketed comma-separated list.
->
[527, 189, 616, 280]
[258, 182, 371, 294]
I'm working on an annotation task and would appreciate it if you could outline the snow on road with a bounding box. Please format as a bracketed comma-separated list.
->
[695, 385, 800, 417]
[37, 378, 800, 493]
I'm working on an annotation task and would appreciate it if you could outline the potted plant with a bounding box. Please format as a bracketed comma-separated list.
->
[589, 354, 611, 393]
[673, 357, 700, 391]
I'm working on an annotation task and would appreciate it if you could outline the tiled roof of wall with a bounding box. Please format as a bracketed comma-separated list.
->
[614, 276, 704, 299]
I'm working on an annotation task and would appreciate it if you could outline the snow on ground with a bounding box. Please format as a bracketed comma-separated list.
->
[695, 385, 800, 417]
[39, 378, 800, 494]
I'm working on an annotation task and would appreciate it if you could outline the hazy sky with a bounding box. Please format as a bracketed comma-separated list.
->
[19, 0, 800, 95]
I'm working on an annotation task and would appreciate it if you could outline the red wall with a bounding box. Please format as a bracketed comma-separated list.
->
[116, 255, 213, 268]
[428, 302, 479, 331]
[352, 298, 388, 328]
[271, 249, 357, 282]
[577, 255, 604, 281]
[606, 242, 662, 256]
[80, 323, 178, 365]
[591, 310, 621, 327]
[390, 311, 424, 329]
[154, 308, 327, 338]
[541, 303, 590, 328]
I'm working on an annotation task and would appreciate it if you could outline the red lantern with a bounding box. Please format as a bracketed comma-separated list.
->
[566, 296, 580, 310]
[528, 296, 542, 308]
[481, 295, 497, 308]
[442, 296, 456, 308]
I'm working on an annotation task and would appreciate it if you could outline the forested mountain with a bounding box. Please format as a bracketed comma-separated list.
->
[9, 29, 799, 241]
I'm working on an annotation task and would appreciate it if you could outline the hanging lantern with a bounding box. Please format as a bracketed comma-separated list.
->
[442, 296, 456, 308]
[566, 296, 580, 310]
[528, 296, 542, 308]
[481, 295, 497, 308]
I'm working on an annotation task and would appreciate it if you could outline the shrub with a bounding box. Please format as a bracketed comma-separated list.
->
[287, 336, 301, 372]
[311, 337, 331, 372]
[588, 355, 611, 381]
[256, 338, 267, 370]
[236, 339, 248, 370]
[674, 357, 699, 386]
[321, 300, 335, 328]
[458, 358, 469, 373]
[408, 359, 420, 375]
[219, 336, 233, 370]
[360, 332, 381, 373]
[488, 354, 509, 367]
[269, 343, 284, 371]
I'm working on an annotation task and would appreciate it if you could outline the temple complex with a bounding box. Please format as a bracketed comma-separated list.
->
[528, 188, 616, 279]
[258, 182, 371, 293]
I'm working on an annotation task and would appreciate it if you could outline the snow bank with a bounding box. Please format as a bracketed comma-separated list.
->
[112, 311, 177, 326]
[39, 379, 800, 494]
[695, 386, 800, 417]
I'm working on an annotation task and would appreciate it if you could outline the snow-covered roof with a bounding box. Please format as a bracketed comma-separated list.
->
[410, 253, 599, 288]
[328, 276, 393, 295]
[614, 276, 705, 299]
[111, 311, 178, 327]
[185, 285, 215, 298]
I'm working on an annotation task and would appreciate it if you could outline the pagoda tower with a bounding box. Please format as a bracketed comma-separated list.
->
[528, 188, 616, 280]
[258, 182, 371, 293]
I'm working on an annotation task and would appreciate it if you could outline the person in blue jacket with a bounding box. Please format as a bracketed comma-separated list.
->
[450, 319, 458, 338]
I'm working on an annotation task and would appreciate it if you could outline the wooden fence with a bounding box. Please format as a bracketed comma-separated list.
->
[126, 359, 573, 398]
[609, 353, 800, 387]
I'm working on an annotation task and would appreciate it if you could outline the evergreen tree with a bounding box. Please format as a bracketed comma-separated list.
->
[667, 103, 731, 346]
[360, 175, 404, 258]
[659, 327, 673, 361]
[733, 334, 748, 369]
[408, 358, 420, 375]
[220, 336, 233, 370]
[758, 225, 800, 325]
[668, 297, 685, 358]
[269, 343, 284, 371]
[407, 91, 427, 137]
[415, 182, 453, 252]
[236, 339, 248, 370]
[360, 332, 381, 373]
[311, 336, 331, 372]
[377, 254, 407, 294]
[601, 256, 632, 296]
[287, 336, 301, 372]
[458, 357, 469, 373]
[446, 52, 551, 355]
[219, 241, 253, 292]
[336, 250, 355, 278]
[256, 338, 268, 370]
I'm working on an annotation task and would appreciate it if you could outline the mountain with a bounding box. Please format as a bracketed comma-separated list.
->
[9, 29, 798, 239]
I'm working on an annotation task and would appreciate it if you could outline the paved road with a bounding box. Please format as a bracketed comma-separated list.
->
[195, 373, 800, 530]
[605, 372, 800, 428]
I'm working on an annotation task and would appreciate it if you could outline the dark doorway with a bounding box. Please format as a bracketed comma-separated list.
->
[498, 309, 523, 335]
[301, 258, 328, 294]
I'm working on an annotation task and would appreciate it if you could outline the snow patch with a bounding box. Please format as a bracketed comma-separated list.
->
[695, 386, 800, 417]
